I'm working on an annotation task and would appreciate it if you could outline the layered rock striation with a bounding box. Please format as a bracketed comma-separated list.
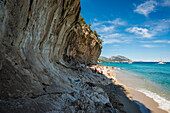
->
[0, 0, 101, 97]
[0, 0, 108, 112]
[0, 0, 140, 113]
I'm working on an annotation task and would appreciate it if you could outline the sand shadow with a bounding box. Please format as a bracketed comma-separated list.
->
[98, 83, 151, 113]
[88, 66, 151, 113]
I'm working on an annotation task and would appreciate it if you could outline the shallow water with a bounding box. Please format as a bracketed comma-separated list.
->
[100, 62, 170, 112]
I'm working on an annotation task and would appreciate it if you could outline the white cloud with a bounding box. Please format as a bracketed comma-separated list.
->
[103, 33, 121, 38]
[161, 0, 170, 6]
[94, 18, 98, 21]
[141, 44, 157, 48]
[140, 40, 170, 43]
[95, 25, 115, 33]
[150, 19, 170, 34]
[92, 18, 126, 27]
[90, 18, 129, 44]
[92, 18, 127, 33]
[92, 22, 103, 27]
[153, 40, 170, 43]
[140, 41, 151, 43]
[134, 0, 158, 16]
[126, 27, 152, 38]
[102, 25, 115, 32]
[126, 19, 170, 38]
[107, 18, 127, 26]
[136, 19, 170, 39]
[103, 39, 130, 44]
[103, 39, 122, 44]
[102, 33, 131, 44]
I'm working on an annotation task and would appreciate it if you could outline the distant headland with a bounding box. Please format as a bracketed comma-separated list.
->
[98, 55, 133, 63]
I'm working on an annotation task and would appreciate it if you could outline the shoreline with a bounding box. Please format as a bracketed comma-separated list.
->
[115, 69, 169, 113]
[90, 64, 168, 113]
[115, 80, 168, 113]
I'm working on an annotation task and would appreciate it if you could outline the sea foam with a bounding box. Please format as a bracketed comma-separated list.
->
[137, 88, 170, 113]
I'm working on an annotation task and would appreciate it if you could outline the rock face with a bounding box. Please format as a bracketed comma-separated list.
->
[0, 0, 141, 113]
[0, 0, 101, 97]
[0, 0, 111, 112]
[0, 0, 101, 66]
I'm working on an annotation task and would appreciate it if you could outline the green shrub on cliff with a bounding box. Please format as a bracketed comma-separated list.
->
[93, 30, 101, 38]
[87, 24, 93, 34]
[79, 15, 86, 25]
[79, 15, 103, 43]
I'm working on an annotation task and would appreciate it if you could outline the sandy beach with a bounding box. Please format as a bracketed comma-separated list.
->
[89, 64, 168, 113]
[115, 70, 168, 113]
[130, 88, 167, 113]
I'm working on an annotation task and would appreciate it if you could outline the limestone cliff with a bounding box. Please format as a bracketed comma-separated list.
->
[0, 0, 106, 112]
[0, 0, 140, 113]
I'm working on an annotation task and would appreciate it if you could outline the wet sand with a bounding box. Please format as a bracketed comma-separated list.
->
[130, 88, 167, 113]
[115, 70, 168, 113]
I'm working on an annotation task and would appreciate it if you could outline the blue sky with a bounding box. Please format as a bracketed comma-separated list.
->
[80, 0, 170, 62]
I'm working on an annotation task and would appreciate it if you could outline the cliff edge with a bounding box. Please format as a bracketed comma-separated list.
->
[0, 0, 140, 113]
[0, 0, 104, 112]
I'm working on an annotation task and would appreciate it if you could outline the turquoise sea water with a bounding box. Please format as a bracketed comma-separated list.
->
[100, 62, 170, 92]
[100, 62, 170, 112]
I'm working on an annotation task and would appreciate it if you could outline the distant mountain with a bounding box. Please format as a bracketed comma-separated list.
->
[98, 55, 133, 63]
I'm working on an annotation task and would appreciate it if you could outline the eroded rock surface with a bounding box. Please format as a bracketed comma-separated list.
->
[0, 0, 114, 112]
[0, 0, 141, 113]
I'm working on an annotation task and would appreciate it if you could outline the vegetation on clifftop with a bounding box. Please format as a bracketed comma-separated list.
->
[79, 15, 103, 43]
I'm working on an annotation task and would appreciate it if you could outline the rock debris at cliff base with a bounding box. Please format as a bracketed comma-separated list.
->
[0, 0, 141, 112]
